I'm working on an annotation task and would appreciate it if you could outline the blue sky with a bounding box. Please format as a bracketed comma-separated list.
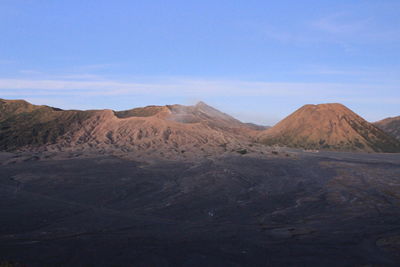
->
[0, 0, 399, 125]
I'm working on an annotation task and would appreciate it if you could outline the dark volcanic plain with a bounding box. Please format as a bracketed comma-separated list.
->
[1, 150, 400, 266]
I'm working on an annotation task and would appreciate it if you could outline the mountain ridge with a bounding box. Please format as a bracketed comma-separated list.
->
[1, 99, 399, 155]
[0, 99, 258, 159]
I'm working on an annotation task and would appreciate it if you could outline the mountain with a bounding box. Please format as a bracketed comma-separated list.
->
[244, 123, 270, 131]
[0, 98, 61, 121]
[0, 99, 94, 149]
[374, 116, 400, 141]
[0, 99, 257, 158]
[258, 103, 400, 152]
[2, 99, 399, 156]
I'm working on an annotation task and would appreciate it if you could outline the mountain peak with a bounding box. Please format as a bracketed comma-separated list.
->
[195, 101, 208, 107]
[0, 99, 257, 156]
[259, 103, 400, 152]
[300, 103, 347, 111]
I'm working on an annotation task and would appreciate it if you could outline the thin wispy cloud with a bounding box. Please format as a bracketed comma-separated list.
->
[312, 12, 371, 35]
[262, 26, 319, 44]
[0, 77, 397, 102]
[297, 65, 400, 80]
[73, 64, 119, 71]
[19, 70, 43, 75]
[258, 10, 400, 46]
[0, 1, 398, 124]
[55, 74, 105, 80]
[312, 12, 400, 43]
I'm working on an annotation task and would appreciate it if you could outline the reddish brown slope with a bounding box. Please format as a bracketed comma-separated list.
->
[0, 99, 258, 158]
[258, 103, 400, 152]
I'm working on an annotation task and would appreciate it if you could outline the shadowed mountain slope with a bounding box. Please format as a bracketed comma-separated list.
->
[374, 116, 400, 141]
[0, 99, 94, 150]
[0, 99, 61, 122]
[0, 99, 257, 158]
[258, 103, 400, 152]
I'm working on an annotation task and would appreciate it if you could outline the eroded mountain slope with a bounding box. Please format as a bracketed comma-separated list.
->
[258, 103, 400, 152]
[0, 99, 258, 158]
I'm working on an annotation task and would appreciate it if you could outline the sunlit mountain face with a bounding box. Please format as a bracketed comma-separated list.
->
[258, 103, 400, 153]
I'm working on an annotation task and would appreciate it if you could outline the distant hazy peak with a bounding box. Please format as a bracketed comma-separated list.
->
[374, 116, 400, 141]
[195, 101, 208, 107]
[375, 116, 400, 124]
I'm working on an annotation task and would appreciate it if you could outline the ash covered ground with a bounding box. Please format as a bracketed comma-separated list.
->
[0, 150, 400, 266]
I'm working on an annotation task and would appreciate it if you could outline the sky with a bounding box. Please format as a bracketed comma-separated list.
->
[0, 0, 399, 125]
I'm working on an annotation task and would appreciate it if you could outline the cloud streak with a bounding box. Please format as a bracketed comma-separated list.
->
[1, 76, 398, 125]
[259, 10, 400, 46]
[0, 77, 398, 102]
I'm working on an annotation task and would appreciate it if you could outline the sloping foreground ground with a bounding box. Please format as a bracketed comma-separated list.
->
[0, 152, 400, 266]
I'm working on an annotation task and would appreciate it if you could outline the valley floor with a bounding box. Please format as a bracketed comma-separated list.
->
[0, 150, 400, 266]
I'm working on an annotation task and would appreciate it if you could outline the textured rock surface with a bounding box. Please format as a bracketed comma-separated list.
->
[0, 99, 259, 159]
[258, 103, 400, 152]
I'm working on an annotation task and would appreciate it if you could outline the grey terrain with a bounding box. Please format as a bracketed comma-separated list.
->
[1, 150, 400, 266]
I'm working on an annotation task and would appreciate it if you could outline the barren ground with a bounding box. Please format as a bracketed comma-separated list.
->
[0, 150, 400, 266]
